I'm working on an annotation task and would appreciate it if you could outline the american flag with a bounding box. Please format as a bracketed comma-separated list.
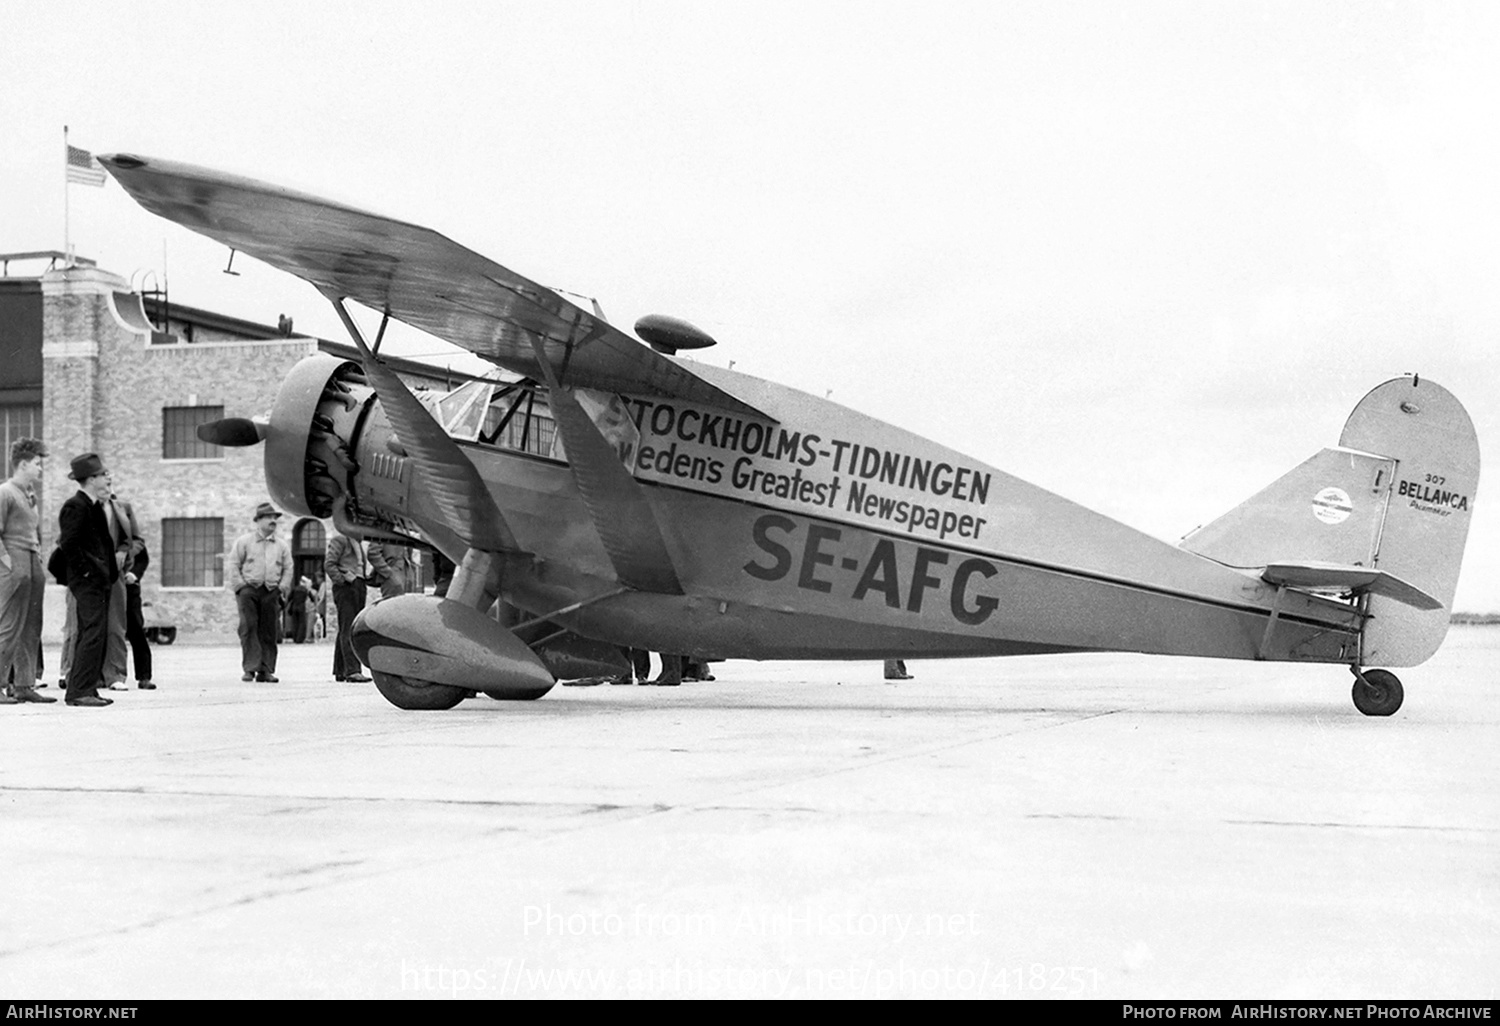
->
[66, 144, 106, 187]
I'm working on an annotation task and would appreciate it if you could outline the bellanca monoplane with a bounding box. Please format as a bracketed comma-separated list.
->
[101, 153, 1480, 716]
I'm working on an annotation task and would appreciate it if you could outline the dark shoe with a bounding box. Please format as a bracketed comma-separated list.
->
[650, 678, 682, 687]
[242, 672, 255, 682]
[137, 681, 156, 690]
[13, 687, 57, 704]
[608, 675, 634, 685]
[257, 673, 279, 683]
[66, 696, 111, 707]
[344, 674, 370, 683]
[35, 681, 49, 689]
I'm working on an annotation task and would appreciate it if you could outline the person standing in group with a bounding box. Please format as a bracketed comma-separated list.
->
[883, 659, 913, 681]
[366, 540, 409, 600]
[324, 525, 370, 683]
[0, 439, 56, 705]
[56, 485, 143, 691]
[57, 453, 118, 708]
[98, 487, 145, 691]
[310, 569, 329, 641]
[287, 574, 310, 643]
[116, 495, 154, 690]
[430, 550, 455, 599]
[228, 502, 293, 683]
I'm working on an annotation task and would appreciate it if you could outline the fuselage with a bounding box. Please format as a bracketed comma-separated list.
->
[291, 355, 1362, 665]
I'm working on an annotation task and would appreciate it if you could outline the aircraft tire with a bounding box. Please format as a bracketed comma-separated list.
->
[1352, 669, 1403, 717]
[371, 670, 467, 710]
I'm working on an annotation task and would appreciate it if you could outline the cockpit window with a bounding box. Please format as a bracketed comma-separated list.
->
[431, 379, 494, 441]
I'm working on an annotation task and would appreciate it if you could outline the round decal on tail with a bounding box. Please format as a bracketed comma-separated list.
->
[1311, 487, 1353, 524]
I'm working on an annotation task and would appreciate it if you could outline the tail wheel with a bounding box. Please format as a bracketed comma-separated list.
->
[371, 670, 467, 710]
[1352, 668, 1404, 717]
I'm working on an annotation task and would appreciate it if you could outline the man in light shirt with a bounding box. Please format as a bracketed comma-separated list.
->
[228, 501, 293, 682]
[0, 438, 54, 705]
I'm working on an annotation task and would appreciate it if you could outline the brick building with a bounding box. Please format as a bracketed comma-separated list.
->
[1, 254, 463, 641]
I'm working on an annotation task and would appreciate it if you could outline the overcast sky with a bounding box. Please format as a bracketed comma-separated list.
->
[3, 1, 1497, 611]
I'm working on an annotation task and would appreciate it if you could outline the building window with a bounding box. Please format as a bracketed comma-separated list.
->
[1, 405, 44, 511]
[162, 406, 224, 459]
[161, 518, 223, 587]
[2, 404, 43, 459]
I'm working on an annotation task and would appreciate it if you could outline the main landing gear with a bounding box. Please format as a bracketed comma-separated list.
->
[1350, 666, 1404, 717]
[370, 670, 551, 709]
[371, 671, 468, 711]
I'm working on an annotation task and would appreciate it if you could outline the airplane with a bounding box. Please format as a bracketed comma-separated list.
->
[99, 153, 1480, 717]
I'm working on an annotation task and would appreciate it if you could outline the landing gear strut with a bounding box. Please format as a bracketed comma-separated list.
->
[1350, 667, 1403, 717]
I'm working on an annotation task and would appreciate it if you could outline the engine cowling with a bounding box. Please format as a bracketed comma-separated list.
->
[265, 353, 367, 517]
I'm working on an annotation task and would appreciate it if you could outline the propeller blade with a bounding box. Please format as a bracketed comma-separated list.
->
[196, 417, 266, 447]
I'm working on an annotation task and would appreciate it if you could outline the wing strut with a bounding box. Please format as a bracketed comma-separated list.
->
[324, 293, 518, 554]
[527, 334, 684, 595]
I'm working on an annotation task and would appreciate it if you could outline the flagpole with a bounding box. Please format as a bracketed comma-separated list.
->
[63, 125, 71, 266]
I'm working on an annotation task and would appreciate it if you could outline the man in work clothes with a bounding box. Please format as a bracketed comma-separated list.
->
[365, 540, 410, 600]
[324, 525, 370, 683]
[0, 438, 55, 705]
[228, 502, 293, 682]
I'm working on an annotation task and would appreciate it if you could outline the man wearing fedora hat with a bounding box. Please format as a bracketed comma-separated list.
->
[57, 453, 118, 707]
[228, 501, 293, 682]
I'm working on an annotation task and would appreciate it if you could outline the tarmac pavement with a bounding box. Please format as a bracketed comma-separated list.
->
[1, 628, 1496, 999]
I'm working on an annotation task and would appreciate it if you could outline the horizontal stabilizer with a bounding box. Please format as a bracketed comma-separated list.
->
[1261, 561, 1443, 611]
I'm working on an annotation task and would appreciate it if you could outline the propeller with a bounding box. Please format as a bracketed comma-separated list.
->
[196, 417, 267, 447]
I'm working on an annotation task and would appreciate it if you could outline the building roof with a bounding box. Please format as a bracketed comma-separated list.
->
[139, 294, 495, 388]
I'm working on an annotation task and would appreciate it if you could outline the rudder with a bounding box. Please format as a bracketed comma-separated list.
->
[1341, 377, 1479, 666]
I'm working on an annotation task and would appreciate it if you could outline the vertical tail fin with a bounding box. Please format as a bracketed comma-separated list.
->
[1182, 377, 1479, 667]
[1341, 377, 1479, 665]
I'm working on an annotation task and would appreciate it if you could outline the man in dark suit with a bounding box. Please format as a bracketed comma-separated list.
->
[57, 453, 119, 707]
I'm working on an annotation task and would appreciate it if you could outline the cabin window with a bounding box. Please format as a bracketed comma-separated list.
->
[478, 384, 557, 457]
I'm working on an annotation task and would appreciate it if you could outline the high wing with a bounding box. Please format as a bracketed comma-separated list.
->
[98, 153, 769, 420]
